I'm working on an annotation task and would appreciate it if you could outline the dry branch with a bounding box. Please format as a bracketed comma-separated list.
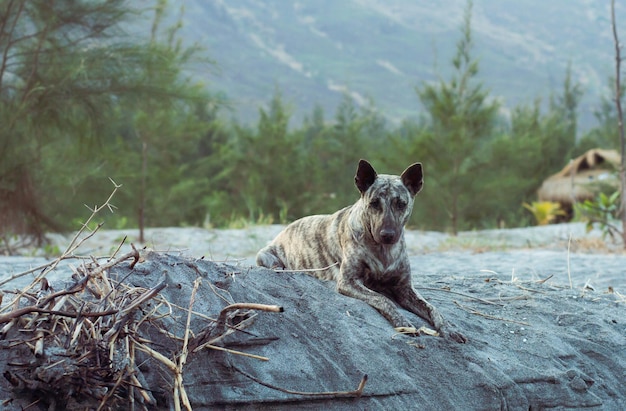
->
[215, 302, 283, 335]
[236, 367, 368, 398]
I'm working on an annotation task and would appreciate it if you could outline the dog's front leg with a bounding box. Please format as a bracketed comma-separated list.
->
[395, 286, 467, 343]
[336, 264, 413, 329]
[337, 278, 413, 328]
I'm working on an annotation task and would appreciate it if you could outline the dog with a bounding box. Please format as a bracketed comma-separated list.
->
[256, 159, 466, 343]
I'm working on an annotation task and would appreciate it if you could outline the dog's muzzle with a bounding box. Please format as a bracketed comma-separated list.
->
[379, 228, 398, 245]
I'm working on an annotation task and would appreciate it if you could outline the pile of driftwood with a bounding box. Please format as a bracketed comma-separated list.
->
[0, 243, 287, 410]
[0, 183, 289, 410]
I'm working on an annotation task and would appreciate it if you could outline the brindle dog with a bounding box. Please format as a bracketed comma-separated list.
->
[256, 159, 466, 343]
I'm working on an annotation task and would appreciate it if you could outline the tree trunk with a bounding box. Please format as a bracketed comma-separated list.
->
[610, 0, 626, 248]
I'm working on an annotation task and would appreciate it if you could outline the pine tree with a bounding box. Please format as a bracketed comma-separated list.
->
[415, 0, 499, 234]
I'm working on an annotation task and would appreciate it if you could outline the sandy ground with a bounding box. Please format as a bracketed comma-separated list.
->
[117, 222, 616, 293]
[1, 222, 625, 293]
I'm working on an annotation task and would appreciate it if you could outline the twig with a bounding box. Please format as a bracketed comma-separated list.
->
[0, 181, 123, 304]
[454, 301, 530, 326]
[109, 235, 127, 261]
[416, 286, 503, 306]
[513, 283, 544, 294]
[97, 366, 129, 411]
[0, 297, 21, 338]
[67, 178, 121, 255]
[133, 339, 178, 373]
[179, 278, 200, 368]
[118, 279, 166, 318]
[203, 344, 269, 361]
[215, 303, 283, 336]
[276, 262, 339, 273]
[0, 261, 55, 288]
[479, 295, 530, 304]
[103, 280, 166, 341]
[535, 274, 554, 284]
[236, 367, 368, 398]
[190, 314, 258, 353]
[33, 330, 44, 357]
[0, 306, 120, 324]
[90, 245, 140, 280]
[173, 277, 200, 411]
[567, 233, 573, 289]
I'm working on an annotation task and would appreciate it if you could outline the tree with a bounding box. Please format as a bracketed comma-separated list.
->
[415, 0, 499, 234]
[122, 0, 213, 241]
[218, 87, 310, 224]
[551, 63, 583, 143]
[0, 0, 216, 240]
[576, 81, 624, 153]
[0, 0, 135, 238]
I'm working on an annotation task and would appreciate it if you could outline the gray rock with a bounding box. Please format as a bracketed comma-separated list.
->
[1, 250, 625, 410]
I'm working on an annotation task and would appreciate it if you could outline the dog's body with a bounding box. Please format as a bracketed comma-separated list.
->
[256, 160, 466, 343]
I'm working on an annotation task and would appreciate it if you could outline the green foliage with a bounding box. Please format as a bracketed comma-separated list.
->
[0, 0, 618, 236]
[575, 191, 622, 239]
[195, 89, 402, 226]
[523, 201, 566, 226]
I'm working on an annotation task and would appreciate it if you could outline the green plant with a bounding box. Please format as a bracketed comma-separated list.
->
[522, 201, 566, 225]
[226, 211, 275, 229]
[113, 216, 129, 230]
[41, 243, 62, 258]
[575, 191, 622, 239]
[278, 200, 290, 225]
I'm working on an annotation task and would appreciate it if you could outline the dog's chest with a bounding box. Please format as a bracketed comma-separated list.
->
[360, 245, 407, 281]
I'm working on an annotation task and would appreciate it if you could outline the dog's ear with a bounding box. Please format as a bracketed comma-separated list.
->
[401, 162, 424, 196]
[355, 159, 378, 194]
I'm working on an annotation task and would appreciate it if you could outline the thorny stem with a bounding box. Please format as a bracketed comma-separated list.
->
[0, 180, 123, 293]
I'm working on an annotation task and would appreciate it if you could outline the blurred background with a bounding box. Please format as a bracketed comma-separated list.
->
[1, 0, 624, 242]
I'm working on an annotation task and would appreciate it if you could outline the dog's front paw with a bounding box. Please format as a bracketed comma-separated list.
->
[393, 319, 421, 336]
[442, 328, 467, 343]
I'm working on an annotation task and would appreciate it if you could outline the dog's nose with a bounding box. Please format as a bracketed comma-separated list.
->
[379, 229, 396, 244]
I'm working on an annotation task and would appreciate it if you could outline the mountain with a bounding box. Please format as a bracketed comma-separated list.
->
[180, 0, 622, 132]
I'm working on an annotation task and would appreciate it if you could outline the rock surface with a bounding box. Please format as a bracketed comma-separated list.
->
[0, 224, 625, 409]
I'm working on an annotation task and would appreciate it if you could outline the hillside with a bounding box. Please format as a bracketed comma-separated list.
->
[180, 0, 619, 131]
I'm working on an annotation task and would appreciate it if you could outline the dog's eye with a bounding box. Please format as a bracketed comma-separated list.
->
[369, 199, 381, 210]
[396, 200, 407, 210]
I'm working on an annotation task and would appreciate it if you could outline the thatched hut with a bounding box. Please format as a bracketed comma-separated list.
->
[537, 148, 621, 218]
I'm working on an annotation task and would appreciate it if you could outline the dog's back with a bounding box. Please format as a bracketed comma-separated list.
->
[256, 208, 351, 281]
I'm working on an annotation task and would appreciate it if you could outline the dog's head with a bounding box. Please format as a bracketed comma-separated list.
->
[355, 159, 423, 245]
